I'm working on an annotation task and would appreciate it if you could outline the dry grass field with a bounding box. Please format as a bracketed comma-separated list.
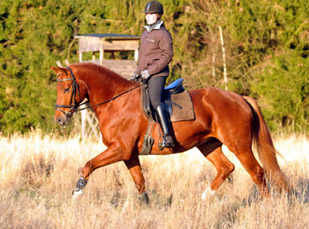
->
[0, 131, 308, 228]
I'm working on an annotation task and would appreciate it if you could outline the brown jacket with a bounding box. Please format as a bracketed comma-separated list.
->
[135, 22, 173, 77]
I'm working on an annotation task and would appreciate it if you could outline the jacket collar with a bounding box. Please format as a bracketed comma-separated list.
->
[144, 20, 163, 32]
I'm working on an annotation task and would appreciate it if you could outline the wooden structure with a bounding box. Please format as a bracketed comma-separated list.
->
[74, 33, 140, 79]
[74, 33, 140, 140]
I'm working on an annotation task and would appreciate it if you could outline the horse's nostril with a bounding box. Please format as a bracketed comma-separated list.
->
[55, 117, 65, 126]
[57, 118, 63, 125]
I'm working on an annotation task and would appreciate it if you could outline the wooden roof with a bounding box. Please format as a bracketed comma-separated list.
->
[74, 33, 140, 40]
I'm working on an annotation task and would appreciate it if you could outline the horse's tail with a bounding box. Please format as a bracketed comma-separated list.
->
[243, 96, 289, 192]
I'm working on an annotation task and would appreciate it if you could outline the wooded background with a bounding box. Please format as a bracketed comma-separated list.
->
[0, 0, 308, 134]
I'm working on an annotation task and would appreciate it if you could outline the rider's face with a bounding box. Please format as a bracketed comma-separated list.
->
[145, 13, 158, 25]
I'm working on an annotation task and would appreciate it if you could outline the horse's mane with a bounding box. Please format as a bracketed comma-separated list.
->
[70, 62, 133, 88]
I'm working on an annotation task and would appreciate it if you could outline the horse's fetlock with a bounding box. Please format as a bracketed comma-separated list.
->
[75, 176, 88, 190]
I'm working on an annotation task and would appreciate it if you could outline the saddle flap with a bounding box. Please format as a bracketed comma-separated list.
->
[170, 91, 195, 122]
[141, 84, 155, 120]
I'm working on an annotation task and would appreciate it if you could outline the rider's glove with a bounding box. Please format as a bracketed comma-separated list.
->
[141, 70, 150, 79]
[130, 73, 140, 81]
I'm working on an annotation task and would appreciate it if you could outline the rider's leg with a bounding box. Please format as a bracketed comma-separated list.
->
[148, 76, 175, 148]
[156, 103, 175, 147]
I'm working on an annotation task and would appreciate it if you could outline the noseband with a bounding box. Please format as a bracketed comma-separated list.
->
[55, 67, 81, 118]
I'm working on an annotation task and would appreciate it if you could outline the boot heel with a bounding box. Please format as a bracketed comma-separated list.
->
[158, 142, 164, 151]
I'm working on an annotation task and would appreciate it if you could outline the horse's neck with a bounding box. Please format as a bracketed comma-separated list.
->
[78, 66, 132, 104]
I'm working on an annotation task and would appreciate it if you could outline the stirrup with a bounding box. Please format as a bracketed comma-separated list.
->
[159, 135, 175, 150]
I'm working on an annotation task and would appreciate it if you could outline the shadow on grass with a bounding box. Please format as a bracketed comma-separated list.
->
[289, 177, 309, 204]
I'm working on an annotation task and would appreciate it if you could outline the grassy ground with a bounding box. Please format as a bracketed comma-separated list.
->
[0, 132, 308, 228]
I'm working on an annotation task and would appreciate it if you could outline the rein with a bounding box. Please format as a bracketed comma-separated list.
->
[77, 84, 141, 112]
[55, 67, 141, 117]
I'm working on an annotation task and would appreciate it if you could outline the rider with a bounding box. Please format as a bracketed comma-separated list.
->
[132, 1, 175, 148]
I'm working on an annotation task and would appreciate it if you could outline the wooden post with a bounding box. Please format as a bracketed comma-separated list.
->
[99, 48, 104, 65]
[219, 26, 228, 90]
[78, 51, 87, 141]
[79, 51, 83, 62]
[134, 49, 138, 61]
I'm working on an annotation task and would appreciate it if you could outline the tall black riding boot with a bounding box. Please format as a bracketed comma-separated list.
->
[156, 103, 175, 148]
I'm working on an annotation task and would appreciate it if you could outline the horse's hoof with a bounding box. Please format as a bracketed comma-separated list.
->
[201, 187, 216, 200]
[138, 192, 150, 205]
[72, 189, 83, 200]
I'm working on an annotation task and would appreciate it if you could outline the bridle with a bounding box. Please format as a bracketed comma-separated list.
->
[55, 67, 84, 118]
[55, 67, 141, 118]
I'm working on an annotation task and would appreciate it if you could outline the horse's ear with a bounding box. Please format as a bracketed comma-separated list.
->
[50, 66, 58, 73]
[50, 66, 67, 75]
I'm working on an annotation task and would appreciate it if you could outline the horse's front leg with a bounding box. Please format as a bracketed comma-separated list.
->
[72, 146, 125, 198]
[124, 152, 149, 205]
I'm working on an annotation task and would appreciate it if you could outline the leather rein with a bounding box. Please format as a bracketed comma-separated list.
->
[55, 67, 141, 118]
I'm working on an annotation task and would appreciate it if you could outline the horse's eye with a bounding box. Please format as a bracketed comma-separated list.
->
[64, 88, 70, 94]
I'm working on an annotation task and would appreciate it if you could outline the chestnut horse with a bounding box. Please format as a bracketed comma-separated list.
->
[51, 63, 288, 202]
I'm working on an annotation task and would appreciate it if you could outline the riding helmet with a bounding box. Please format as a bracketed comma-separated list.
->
[144, 1, 163, 15]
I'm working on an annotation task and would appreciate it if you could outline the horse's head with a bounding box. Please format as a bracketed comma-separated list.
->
[51, 66, 85, 126]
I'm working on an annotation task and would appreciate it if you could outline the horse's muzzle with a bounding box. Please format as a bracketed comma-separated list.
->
[55, 115, 69, 126]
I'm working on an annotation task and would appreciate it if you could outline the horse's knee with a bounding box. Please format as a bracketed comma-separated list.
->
[122, 152, 132, 161]
[218, 162, 235, 178]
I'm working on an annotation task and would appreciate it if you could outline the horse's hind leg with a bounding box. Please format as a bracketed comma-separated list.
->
[124, 153, 149, 204]
[198, 143, 235, 199]
[228, 143, 269, 197]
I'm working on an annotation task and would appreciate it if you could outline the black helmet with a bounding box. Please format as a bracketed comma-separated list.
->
[144, 1, 163, 15]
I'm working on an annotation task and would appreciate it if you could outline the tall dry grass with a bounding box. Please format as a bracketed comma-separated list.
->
[0, 131, 308, 228]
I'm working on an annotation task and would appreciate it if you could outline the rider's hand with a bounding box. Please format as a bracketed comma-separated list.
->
[141, 70, 150, 79]
[130, 73, 140, 81]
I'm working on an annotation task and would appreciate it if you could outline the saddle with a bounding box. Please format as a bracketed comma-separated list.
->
[142, 78, 187, 122]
